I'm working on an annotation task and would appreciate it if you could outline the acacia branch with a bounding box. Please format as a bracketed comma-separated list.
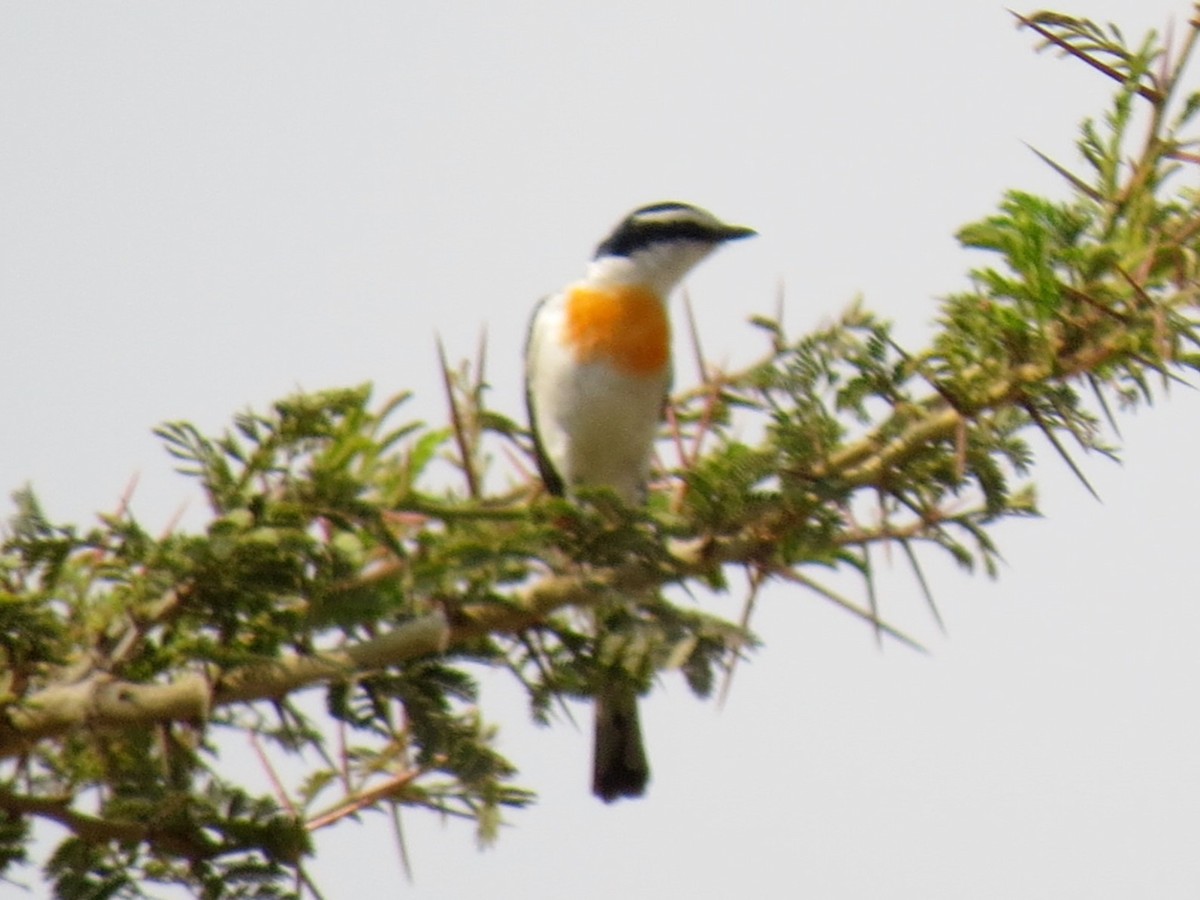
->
[0, 488, 988, 761]
[0, 672, 211, 757]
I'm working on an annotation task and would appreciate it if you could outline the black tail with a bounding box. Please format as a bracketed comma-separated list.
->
[592, 684, 649, 802]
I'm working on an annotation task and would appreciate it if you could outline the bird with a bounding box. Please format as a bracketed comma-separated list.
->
[524, 201, 756, 802]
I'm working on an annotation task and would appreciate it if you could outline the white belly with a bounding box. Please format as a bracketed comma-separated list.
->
[528, 296, 669, 503]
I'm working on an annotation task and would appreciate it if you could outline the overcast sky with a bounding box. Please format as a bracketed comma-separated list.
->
[2, 2, 1199, 898]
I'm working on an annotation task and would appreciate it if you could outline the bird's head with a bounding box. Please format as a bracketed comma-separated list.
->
[587, 202, 756, 295]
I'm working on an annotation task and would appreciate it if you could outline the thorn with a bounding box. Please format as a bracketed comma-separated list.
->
[1024, 143, 1105, 201]
[114, 473, 140, 520]
[305, 769, 422, 832]
[159, 502, 188, 540]
[782, 568, 928, 655]
[900, 539, 946, 634]
[436, 335, 480, 499]
[1086, 374, 1122, 439]
[862, 543, 883, 650]
[683, 289, 708, 384]
[249, 731, 298, 817]
[475, 325, 489, 387]
[718, 566, 764, 707]
[1024, 401, 1102, 502]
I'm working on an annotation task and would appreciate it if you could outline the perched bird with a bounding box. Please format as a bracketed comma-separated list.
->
[524, 201, 756, 801]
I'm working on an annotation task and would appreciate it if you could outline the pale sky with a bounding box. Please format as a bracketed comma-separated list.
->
[2, 2, 1198, 898]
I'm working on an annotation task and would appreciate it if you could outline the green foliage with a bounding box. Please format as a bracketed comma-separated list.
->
[2, 8, 1200, 896]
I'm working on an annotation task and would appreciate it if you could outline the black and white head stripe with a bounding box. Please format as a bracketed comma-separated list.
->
[594, 202, 756, 259]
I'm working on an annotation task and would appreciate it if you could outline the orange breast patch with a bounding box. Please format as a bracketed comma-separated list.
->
[563, 285, 670, 376]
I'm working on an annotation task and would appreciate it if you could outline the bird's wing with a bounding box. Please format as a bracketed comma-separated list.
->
[524, 295, 566, 496]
